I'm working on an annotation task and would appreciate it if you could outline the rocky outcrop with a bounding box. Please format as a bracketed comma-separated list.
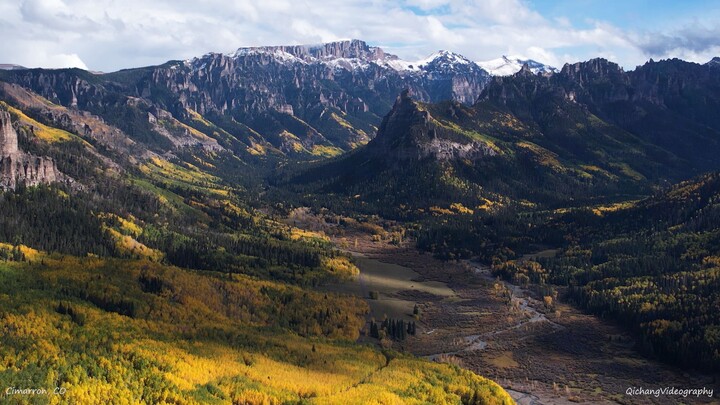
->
[560, 58, 627, 86]
[369, 90, 496, 161]
[0, 110, 66, 190]
[147, 106, 224, 152]
[1, 154, 61, 190]
[423, 137, 497, 161]
[238, 39, 389, 61]
[0, 109, 19, 156]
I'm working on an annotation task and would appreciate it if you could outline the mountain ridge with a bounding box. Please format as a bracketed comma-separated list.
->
[480, 56, 720, 172]
[477, 55, 558, 76]
[287, 54, 720, 218]
[1, 42, 719, 179]
[0, 40, 492, 157]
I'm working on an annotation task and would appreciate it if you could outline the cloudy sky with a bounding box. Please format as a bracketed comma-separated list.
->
[1, 0, 719, 72]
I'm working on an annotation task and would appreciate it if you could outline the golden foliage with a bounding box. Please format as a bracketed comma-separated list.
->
[311, 145, 345, 158]
[429, 206, 454, 216]
[590, 200, 638, 216]
[3, 103, 76, 142]
[322, 256, 360, 279]
[450, 203, 474, 215]
[141, 156, 221, 185]
[0, 255, 511, 404]
[516, 141, 564, 172]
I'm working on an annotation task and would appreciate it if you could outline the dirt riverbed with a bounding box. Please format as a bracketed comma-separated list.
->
[294, 212, 718, 404]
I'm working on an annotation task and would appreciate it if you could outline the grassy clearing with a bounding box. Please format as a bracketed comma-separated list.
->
[325, 256, 455, 322]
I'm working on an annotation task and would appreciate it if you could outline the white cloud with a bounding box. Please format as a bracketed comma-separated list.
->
[523, 47, 560, 67]
[45, 53, 89, 70]
[0, 0, 716, 71]
[425, 16, 463, 46]
[291, 19, 341, 43]
[19, 0, 100, 32]
[629, 23, 720, 64]
[0, 39, 88, 69]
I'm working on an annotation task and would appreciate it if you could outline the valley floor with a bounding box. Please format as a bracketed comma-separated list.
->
[310, 219, 718, 405]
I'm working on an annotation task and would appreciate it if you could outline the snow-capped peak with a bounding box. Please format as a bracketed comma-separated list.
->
[477, 56, 557, 76]
[416, 50, 472, 66]
[188, 41, 492, 76]
[382, 50, 479, 73]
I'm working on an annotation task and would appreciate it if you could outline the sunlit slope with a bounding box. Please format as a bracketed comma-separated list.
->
[0, 255, 513, 404]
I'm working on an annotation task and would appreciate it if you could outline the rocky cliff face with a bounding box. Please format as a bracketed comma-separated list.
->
[5, 69, 105, 110]
[0, 109, 18, 156]
[0, 110, 65, 190]
[369, 90, 496, 161]
[237, 39, 389, 61]
[152, 41, 490, 150]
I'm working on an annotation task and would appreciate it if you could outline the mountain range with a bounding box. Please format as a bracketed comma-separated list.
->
[0, 40, 717, 203]
[288, 54, 720, 215]
[1, 38, 720, 402]
[0, 40, 562, 160]
[0, 40, 492, 157]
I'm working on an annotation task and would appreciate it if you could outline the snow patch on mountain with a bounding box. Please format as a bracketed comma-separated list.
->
[414, 50, 471, 67]
[706, 57, 720, 67]
[382, 50, 485, 75]
[326, 57, 374, 71]
[0, 64, 26, 70]
[191, 41, 489, 78]
[477, 56, 557, 76]
[231, 48, 308, 65]
[381, 58, 420, 72]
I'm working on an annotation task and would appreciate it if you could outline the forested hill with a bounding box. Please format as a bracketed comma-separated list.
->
[529, 172, 720, 371]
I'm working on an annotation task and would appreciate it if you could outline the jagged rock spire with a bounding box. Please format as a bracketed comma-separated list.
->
[0, 110, 19, 157]
[0, 108, 67, 190]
